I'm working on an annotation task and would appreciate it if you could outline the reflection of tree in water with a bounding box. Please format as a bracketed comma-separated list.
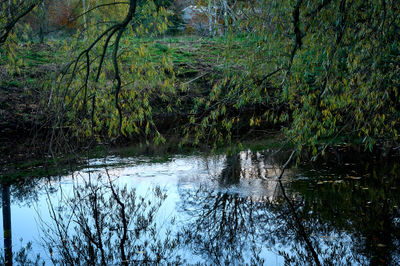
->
[0, 176, 48, 207]
[219, 153, 242, 186]
[2, 151, 400, 265]
[178, 151, 286, 264]
[1, 163, 78, 206]
[178, 151, 400, 265]
[291, 160, 400, 265]
[39, 171, 183, 265]
[272, 184, 363, 265]
[180, 188, 271, 264]
[218, 150, 291, 183]
[2, 185, 12, 265]
[179, 184, 349, 265]
[0, 172, 69, 265]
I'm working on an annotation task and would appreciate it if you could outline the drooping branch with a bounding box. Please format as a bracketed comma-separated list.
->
[112, 0, 138, 135]
[0, 2, 39, 44]
[52, 0, 138, 144]
[288, 0, 304, 70]
[106, 169, 129, 266]
[277, 150, 321, 266]
[305, 0, 333, 18]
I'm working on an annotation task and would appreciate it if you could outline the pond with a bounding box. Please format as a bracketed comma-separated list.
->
[1, 150, 400, 265]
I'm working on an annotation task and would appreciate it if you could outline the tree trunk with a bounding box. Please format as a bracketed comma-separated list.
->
[83, 0, 87, 27]
[2, 185, 12, 266]
[208, 0, 213, 36]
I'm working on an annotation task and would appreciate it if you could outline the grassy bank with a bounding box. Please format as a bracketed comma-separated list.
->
[0, 35, 283, 181]
[1, 30, 399, 178]
[0, 35, 279, 160]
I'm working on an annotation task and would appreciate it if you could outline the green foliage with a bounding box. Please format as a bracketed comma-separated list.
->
[282, 0, 400, 154]
[185, 0, 400, 154]
[2, 0, 399, 155]
[46, 1, 175, 146]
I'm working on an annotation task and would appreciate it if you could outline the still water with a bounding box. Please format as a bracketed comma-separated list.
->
[1, 150, 400, 265]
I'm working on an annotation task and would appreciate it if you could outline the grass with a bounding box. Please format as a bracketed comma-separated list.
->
[1, 80, 23, 88]
[0, 35, 250, 90]
[0, 41, 62, 89]
[21, 49, 52, 66]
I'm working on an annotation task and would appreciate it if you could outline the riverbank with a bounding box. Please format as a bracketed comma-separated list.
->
[2, 128, 399, 185]
[1, 35, 399, 182]
[0, 36, 281, 166]
[0, 132, 285, 183]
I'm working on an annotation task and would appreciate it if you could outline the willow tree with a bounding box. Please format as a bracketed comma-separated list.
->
[186, 0, 400, 154]
[49, 0, 175, 149]
[1, 0, 177, 152]
[0, 0, 40, 44]
[2, 0, 399, 154]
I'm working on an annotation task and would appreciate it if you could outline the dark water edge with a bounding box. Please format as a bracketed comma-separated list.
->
[0, 149, 399, 265]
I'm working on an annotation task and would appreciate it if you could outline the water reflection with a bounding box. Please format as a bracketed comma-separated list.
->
[1, 151, 400, 265]
[2, 185, 11, 265]
[292, 161, 400, 265]
[39, 171, 183, 265]
[179, 151, 400, 265]
[179, 187, 271, 264]
[177, 151, 319, 265]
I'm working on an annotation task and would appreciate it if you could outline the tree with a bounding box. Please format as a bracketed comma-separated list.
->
[0, 0, 40, 44]
[1, 0, 399, 155]
[47, 0, 175, 152]
[185, 0, 400, 154]
[1, 0, 176, 152]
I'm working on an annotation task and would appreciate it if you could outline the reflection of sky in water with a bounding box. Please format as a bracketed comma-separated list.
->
[1, 152, 375, 264]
